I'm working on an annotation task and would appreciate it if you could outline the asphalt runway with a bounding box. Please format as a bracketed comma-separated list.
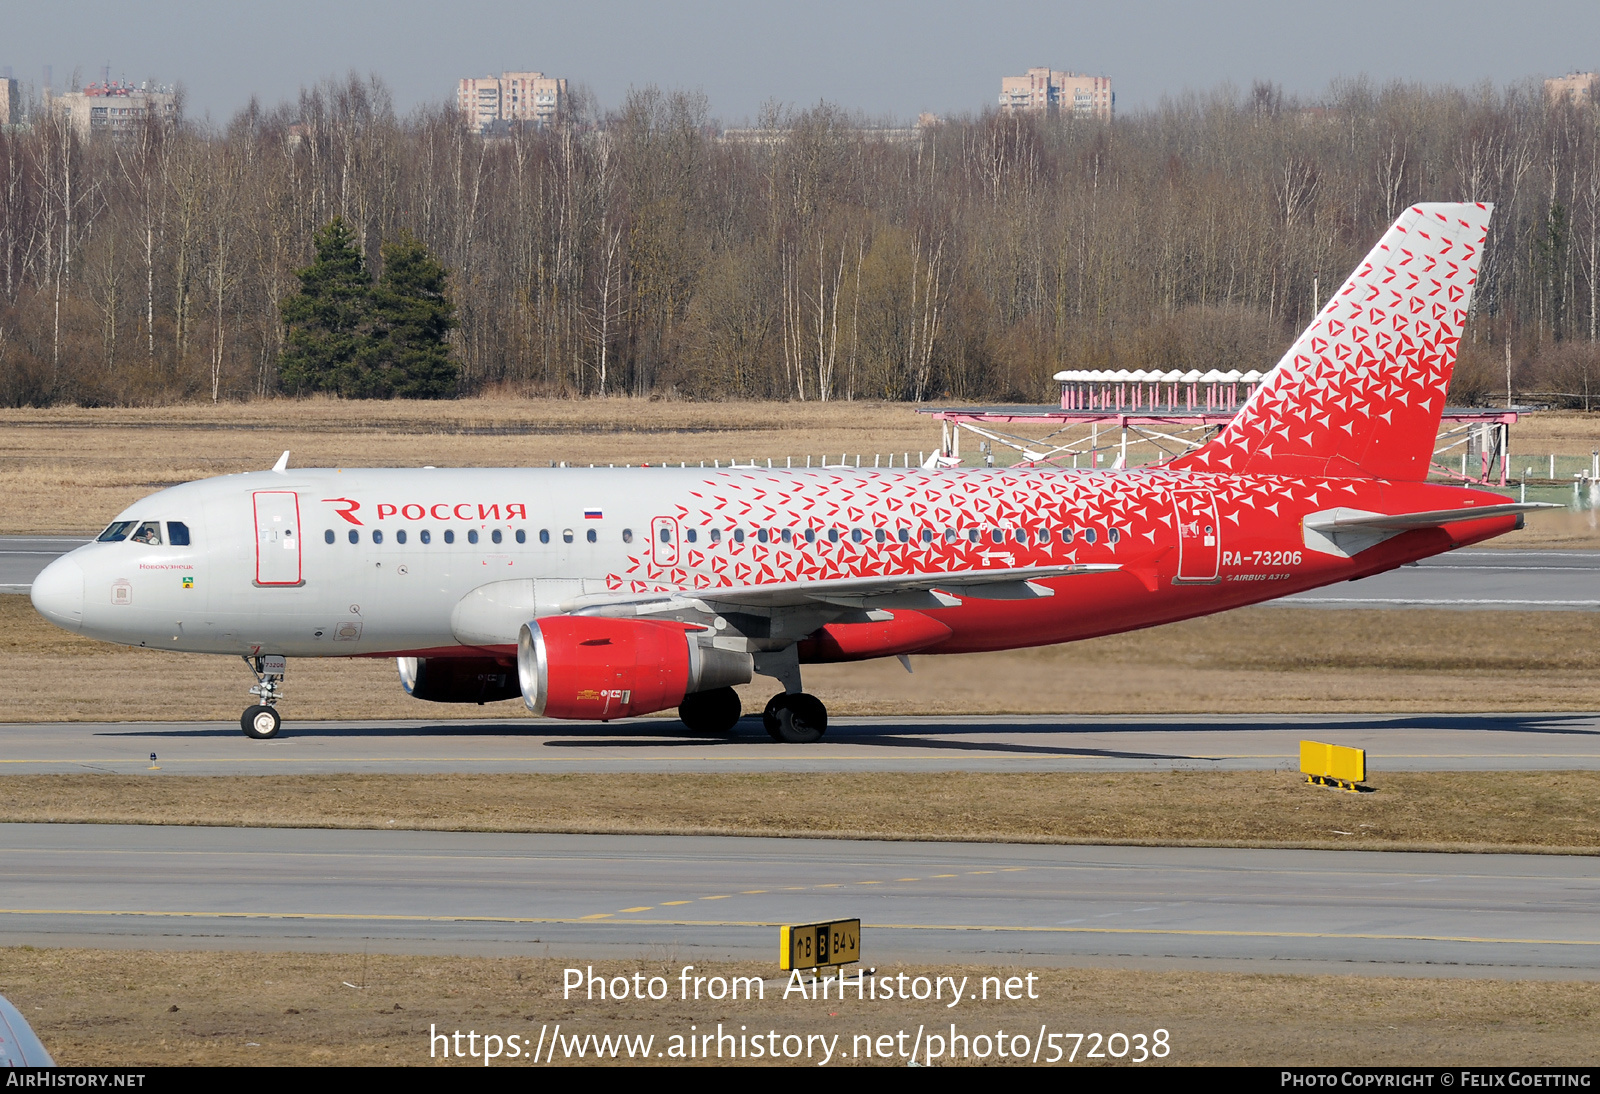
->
[0, 537, 88, 593]
[4, 711, 1599, 774]
[1277, 549, 1600, 610]
[4, 538, 1600, 608]
[1, 824, 1594, 976]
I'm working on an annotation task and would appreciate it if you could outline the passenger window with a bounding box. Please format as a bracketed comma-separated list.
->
[562, 529, 573, 543]
[623, 528, 634, 544]
[851, 528, 864, 543]
[444, 530, 456, 544]
[944, 528, 957, 543]
[659, 526, 673, 543]
[539, 529, 550, 544]
[804, 528, 816, 543]
[1084, 528, 1098, 544]
[1109, 527, 1121, 544]
[828, 528, 839, 543]
[348, 530, 359, 544]
[467, 529, 479, 544]
[967, 529, 980, 543]
[780, 529, 791, 543]
[921, 528, 933, 543]
[97, 521, 135, 543]
[733, 529, 745, 543]
[685, 528, 697, 543]
[167, 521, 191, 546]
[373, 530, 384, 544]
[131, 521, 163, 545]
[897, 528, 910, 543]
[1061, 528, 1074, 543]
[709, 529, 721, 544]
[397, 530, 408, 544]
[874, 529, 887, 544]
[421, 529, 432, 544]
[324, 529, 335, 544]
[516, 529, 526, 544]
[491, 529, 502, 544]
[992, 529, 1006, 543]
[757, 528, 769, 544]
[586, 529, 597, 543]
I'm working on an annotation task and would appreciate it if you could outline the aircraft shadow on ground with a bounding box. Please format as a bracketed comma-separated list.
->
[90, 711, 1600, 762]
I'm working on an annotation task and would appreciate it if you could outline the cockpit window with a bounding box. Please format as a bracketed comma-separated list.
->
[130, 521, 163, 545]
[97, 521, 135, 543]
[167, 521, 191, 546]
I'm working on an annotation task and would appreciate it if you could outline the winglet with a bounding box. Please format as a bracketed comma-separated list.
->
[271, 451, 290, 473]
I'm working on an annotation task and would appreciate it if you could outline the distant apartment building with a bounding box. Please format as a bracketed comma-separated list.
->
[457, 71, 566, 133]
[0, 78, 18, 126]
[1545, 72, 1598, 106]
[1000, 68, 1113, 120]
[50, 82, 176, 139]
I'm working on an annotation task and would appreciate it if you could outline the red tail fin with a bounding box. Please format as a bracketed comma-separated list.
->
[1170, 203, 1492, 480]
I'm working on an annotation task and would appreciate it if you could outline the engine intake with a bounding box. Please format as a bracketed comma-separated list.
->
[397, 656, 520, 704]
[518, 616, 751, 720]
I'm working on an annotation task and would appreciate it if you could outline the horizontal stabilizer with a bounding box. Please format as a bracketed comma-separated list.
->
[1303, 503, 1556, 558]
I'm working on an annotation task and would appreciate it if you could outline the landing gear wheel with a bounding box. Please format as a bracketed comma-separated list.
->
[678, 687, 742, 735]
[762, 694, 788, 740]
[763, 692, 827, 743]
[241, 705, 281, 740]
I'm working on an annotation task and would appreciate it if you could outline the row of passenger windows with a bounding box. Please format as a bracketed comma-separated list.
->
[324, 525, 1122, 546]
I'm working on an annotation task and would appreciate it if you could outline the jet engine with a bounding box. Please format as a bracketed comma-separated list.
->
[518, 616, 752, 720]
[398, 656, 521, 705]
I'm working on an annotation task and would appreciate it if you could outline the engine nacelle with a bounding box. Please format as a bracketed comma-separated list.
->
[397, 656, 521, 704]
[517, 616, 752, 720]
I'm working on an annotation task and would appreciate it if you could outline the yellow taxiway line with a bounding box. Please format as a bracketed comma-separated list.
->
[0, 907, 1594, 947]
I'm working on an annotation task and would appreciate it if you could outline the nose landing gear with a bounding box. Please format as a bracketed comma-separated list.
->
[241, 654, 285, 739]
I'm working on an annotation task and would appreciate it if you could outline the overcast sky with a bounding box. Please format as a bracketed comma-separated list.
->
[6, 0, 1598, 125]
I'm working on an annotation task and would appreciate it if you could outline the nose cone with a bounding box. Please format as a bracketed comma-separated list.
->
[31, 555, 85, 633]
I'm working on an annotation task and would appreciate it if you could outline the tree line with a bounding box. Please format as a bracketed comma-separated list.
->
[1, 74, 1599, 407]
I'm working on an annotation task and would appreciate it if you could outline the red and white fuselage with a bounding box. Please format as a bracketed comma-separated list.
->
[30, 202, 1533, 730]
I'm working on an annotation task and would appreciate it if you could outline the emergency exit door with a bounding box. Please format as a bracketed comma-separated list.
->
[253, 491, 303, 586]
[1171, 488, 1220, 583]
[650, 516, 680, 567]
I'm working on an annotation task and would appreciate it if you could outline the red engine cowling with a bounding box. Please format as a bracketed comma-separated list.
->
[518, 616, 703, 720]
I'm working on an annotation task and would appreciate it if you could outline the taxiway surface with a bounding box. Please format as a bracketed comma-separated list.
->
[4, 712, 1599, 774]
[1, 824, 1594, 976]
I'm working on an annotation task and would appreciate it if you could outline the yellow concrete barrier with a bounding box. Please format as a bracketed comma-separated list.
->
[1300, 740, 1367, 792]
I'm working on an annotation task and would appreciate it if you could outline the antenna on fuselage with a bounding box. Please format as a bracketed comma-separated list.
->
[271, 451, 290, 473]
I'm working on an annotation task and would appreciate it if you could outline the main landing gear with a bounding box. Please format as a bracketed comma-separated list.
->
[241, 654, 285, 740]
[678, 686, 743, 735]
[763, 692, 828, 743]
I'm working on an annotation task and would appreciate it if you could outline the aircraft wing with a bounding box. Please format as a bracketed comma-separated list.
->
[562, 563, 1121, 613]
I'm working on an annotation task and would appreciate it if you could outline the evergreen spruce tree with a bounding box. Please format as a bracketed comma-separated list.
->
[370, 234, 459, 398]
[277, 217, 374, 396]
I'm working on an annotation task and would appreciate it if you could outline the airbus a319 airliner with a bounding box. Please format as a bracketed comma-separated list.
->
[32, 202, 1542, 741]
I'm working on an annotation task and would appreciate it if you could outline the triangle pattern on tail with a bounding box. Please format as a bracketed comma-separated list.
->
[1170, 202, 1492, 481]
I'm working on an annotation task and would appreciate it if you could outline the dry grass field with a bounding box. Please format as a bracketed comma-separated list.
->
[2, 397, 1598, 545]
[3, 771, 1597, 854]
[3, 950, 1594, 1066]
[5, 594, 1598, 722]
